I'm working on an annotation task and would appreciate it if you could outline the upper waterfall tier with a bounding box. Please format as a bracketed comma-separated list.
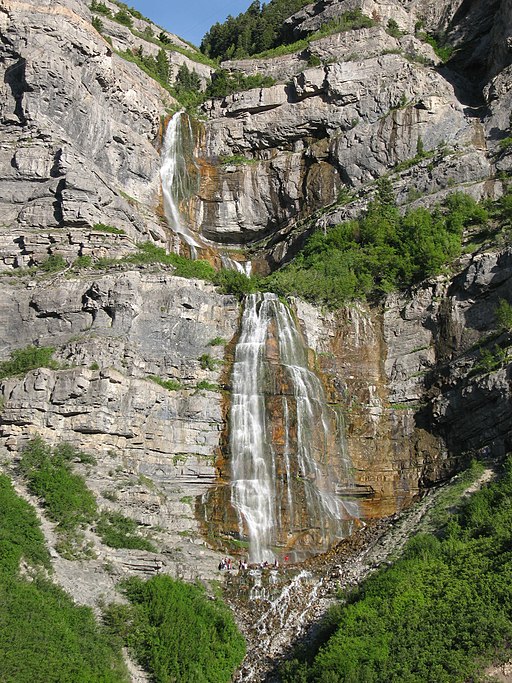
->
[160, 112, 252, 274]
[160, 111, 201, 257]
[226, 292, 359, 562]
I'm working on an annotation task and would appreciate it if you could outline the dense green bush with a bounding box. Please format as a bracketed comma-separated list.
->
[0, 345, 58, 379]
[105, 575, 246, 682]
[0, 474, 50, 574]
[91, 15, 104, 32]
[147, 374, 182, 391]
[89, 0, 112, 17]
[0, 474, 128, 682]
[199, 353, 221, 371]
[265, 188, 488, 306]
[496, 298, 512, 332]
[114, 9, 133, 27]
[196, 379, 220, 391]
[92, 222, 126, 234]
[417, 30, 454, 62]
[96, 512, 157, 552]
[213, 268, 259, 298]
[206, 69, 275, 98]
[40, 253, 67, 272]
[281, 457, 512, 682]
[19, 437, 97, 531]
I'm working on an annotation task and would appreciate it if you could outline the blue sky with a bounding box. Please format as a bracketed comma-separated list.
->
[128, 0, 251, 46]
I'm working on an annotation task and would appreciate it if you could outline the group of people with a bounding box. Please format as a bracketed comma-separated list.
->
[259, 558, 280, 569]
[218, 557, 248, 571]
[218, 556, 287, 571]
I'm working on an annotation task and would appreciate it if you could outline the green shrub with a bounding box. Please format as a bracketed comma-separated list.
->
[114, 9, 133, 27]
[40, 253, 67, 272]
[90, 0, 112, 17]
[386, 18, 402, 38]
[92, 15, 104, 32]
[417, 31, 454, 62]
[105, 575, 245, 683]
[73, 254, 93, 269]
[213, 269, 259, 298]
[0, 574, 128, 681]
[206, 70, 276, 98]
[282, 458, 512, 682]
[196, 380, 220, 391]
[208, 337, 227, 346]
[124, 242, 216, 280]
[0, 474, 50, 574]
[19, 437, 98, 531]
[307, 53, 322, 67]
[499, 137, 512, 151]
[96, 512, 156, 552]
[147, 375, 181, 391]
[219, 154, 256, 165]
[0, 345, 58, 379]
[199, 353, 220, 371]
[496, 298, 512, 331]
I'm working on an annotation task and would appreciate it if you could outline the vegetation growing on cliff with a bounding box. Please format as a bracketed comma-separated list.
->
[0, 474, 128, 682]
[281, 458, 512, 682]
[124, 241, 216, 279]
[0, 345, 59, 379]
[265, 187, 489, 306]
[18, 437, 156, 555]
[105, 575, 246, 682]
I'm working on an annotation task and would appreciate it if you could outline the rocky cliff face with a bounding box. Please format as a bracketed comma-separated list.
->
[0, 0, 511, 613]
[191, 0, 511, 265]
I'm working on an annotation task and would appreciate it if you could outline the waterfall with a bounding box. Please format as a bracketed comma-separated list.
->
[160, 112, 252, 275]
[220, 253, 253, 277]
[160, 111, 200, 257]
[230, 293, 358, 563]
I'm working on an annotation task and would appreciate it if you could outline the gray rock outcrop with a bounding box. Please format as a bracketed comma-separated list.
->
[191, 0, 508, 253]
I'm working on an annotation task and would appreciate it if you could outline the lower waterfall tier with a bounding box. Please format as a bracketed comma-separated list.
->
[200, 293, 360, 562]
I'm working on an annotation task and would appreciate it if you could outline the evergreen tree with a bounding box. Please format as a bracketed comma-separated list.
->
[174, 64, 201, 94]
[155, 48, 169, 83]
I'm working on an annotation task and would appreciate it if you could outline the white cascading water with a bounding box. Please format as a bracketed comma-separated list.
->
[160, 110, 200, 258]
[230, 292, 358, 563]
[160, 112, 252, 274]
[230, 293, 275, 563]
